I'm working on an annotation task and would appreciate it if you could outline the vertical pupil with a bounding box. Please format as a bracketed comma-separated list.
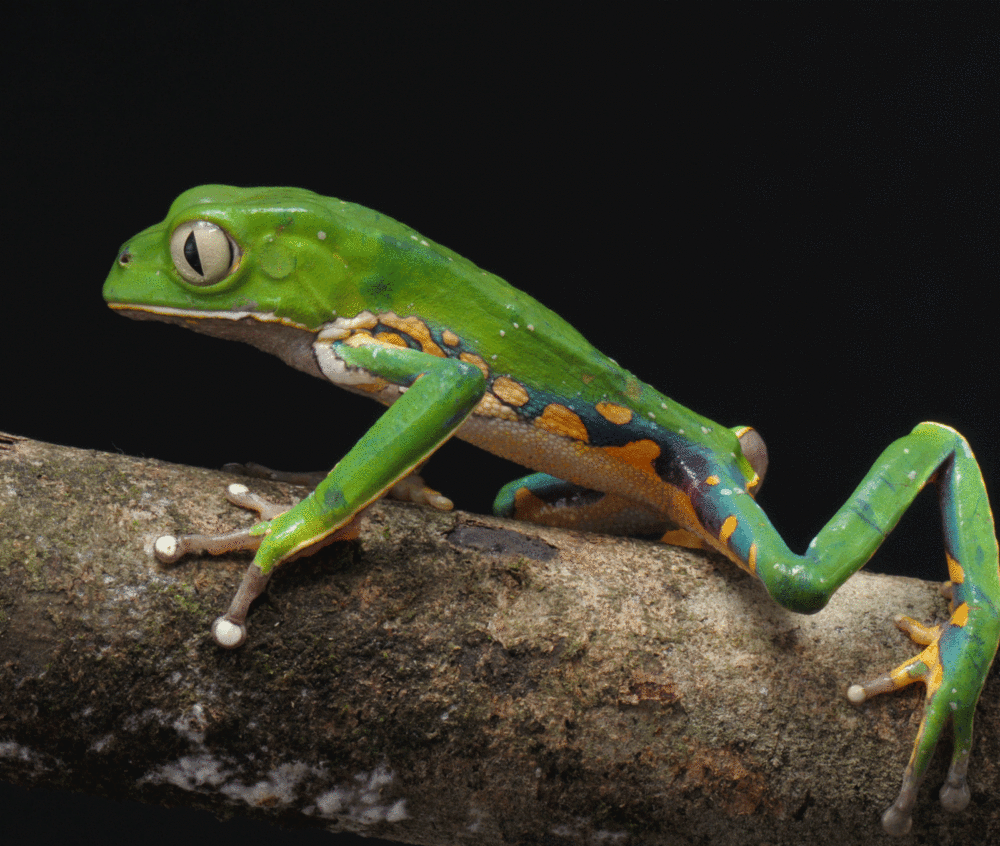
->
[183, 231, 204, 276]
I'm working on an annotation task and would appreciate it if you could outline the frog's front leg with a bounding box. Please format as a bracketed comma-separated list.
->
[157, 340, 486, 649]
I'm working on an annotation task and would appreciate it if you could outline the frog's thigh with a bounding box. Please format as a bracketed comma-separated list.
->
[494, 472, 668, 536]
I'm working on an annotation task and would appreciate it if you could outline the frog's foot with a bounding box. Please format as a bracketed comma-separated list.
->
[153, 483, 291, 565]
[222, 462, 327, 487]
[209, 511, 366, 649]
[388, 473, 453, 511]
[847, 612, 983, 837]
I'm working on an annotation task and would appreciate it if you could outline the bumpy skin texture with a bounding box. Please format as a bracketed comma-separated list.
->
[105, 186, 1000, 835]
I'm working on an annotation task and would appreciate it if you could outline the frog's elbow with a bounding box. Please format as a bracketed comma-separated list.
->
[764, 563, 833, 614]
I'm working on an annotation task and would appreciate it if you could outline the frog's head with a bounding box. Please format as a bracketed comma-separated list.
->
[104, 185, 378, 374]
[104, 185, 367, 332]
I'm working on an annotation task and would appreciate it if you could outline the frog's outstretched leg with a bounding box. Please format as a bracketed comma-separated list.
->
[505, 421, 999, 834]
[716, 422, 999, 836]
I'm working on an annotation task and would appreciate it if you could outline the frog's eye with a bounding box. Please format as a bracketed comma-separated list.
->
[170, 220, 240, 285]
[736, 426, 769, 492]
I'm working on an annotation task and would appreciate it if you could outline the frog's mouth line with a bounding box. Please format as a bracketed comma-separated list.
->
[107, 301, 309, 329]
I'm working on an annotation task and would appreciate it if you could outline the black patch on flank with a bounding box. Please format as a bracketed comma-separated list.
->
[449, 524, 557, 561]
[655, 439, 739, 540]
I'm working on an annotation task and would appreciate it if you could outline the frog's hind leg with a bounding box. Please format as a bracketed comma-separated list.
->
[493, 472, 670, 538]
[822, 423, 1000, 836]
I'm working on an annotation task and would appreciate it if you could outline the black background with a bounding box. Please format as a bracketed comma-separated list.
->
[4, 4, 998, 844]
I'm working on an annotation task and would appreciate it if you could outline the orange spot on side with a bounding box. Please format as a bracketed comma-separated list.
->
[950, 602, 970, 628]
[720, 515, 738, 545]
[596, 402, 633, 425]
[705, 475, 720, 486]
[536, 404, 590, 442]
[492, 376, 530, 407]
[442, 329, 461, 347]
[601, 439, 661, 476]
[460, 352, 490, 379]
[379, 314, 445, 356]
[946, 552, 965, 584]
[373, 331, 407, 348]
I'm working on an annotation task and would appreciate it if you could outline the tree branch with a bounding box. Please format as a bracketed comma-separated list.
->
[1, 433, 997, 844]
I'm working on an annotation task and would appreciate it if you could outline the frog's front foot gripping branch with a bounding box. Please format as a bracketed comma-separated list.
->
[154, 482, 372, 648]
[154, 474, 453, 648]
[152, 484, 291, 648]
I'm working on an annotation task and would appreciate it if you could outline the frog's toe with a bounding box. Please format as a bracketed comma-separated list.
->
[154, 534, 183, 564]
[225, 483, 292, 521]
[211, 616, 247, 649]
[388, 474, 453, 511]
[211, 563, 271, 649]
[881, 793, 915, 837]
[939, 761, 971, 813]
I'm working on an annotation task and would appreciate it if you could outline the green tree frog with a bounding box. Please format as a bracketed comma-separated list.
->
[104, 185, 999, 836]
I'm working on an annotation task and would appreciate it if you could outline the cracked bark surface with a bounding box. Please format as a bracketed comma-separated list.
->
[1, 433, 997, 845]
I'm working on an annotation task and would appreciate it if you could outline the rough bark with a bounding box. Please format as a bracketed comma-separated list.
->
[0, 432, 997, 845]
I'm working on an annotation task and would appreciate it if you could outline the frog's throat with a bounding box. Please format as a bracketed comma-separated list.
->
[111, 304, 323, 379]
